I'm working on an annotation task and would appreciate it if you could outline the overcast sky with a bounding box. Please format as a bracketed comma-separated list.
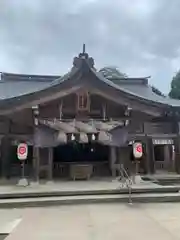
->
[0, 0, 180, 93]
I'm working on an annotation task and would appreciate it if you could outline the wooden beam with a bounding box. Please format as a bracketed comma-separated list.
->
[0, 85, 82, 115]
[0, 77, 164, 117]
[90, 88, 162, 117]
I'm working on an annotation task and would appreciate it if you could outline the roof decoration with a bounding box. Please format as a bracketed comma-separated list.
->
[73, 44, 95, 70]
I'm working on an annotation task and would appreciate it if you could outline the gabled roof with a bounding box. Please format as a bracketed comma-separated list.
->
[0, 47, 179, 114]
[105, 77, 180, 107]
[90, 68, 180, 107]
[1, 72, 59, 82]
[0, 80, 48, 100]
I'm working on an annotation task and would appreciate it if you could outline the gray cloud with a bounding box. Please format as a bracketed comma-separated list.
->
[0, 0, 180, 93]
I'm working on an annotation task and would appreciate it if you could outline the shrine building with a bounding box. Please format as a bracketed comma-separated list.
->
[0, 46, 180, 181]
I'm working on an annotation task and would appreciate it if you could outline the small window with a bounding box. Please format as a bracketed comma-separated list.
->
[77, 92, 90, 111]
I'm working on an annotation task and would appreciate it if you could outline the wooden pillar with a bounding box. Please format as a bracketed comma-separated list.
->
[48, 147, 53, 181]
[145, 136, 155, 174]
[32, 105, 40, 182]
[109, 146, 116, 177]
[1, 136, 11, 179]
[172, 120, 180, 173]
[164, 145, 170, 170]
[1, 118, 12, 179]
[33, 146, 40, 182]
[174, 136, 180, 174]
[116, 147, 121, 165]
[1, 136, 7, 178]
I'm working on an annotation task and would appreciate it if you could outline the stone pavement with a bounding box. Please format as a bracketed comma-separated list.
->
[4, 203, 180, 239]
[0, 208, 23, 238]
[0, 178, 164, 195]
[0, 173, 180, 195]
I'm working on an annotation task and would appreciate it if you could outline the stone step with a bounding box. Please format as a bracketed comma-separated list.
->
[142, 176, 180, 185]
[0, 186, 179, 199]
[0, 192, 180, 208]
[158, 179, 180, 185]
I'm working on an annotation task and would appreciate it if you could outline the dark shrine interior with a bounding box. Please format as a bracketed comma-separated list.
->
[53, 143, 109, 163]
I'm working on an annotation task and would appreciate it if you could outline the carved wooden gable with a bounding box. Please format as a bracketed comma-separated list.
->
[60, 91, 126, 119]
[38, 87, 150, 121]
[76, 91, 90, 111]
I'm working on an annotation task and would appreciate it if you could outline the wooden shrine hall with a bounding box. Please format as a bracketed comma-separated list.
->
[0, 45, 180, 181]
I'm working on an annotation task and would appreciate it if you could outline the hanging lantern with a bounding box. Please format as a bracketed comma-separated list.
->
[133, 142, 143, 159]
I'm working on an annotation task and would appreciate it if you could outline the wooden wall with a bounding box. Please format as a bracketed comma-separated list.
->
[39, 93, 127, 120]
[0, 93, 175, 137]
[144, 122, 173, 134]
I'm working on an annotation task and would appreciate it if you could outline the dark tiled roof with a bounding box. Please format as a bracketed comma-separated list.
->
[0, 69, 179, 107]
[107, 77, 148, 85]
[114, 82, 180, 107]
[51, 67, 79, 86]
[0, 80, 49, 99]
[1, 72, 59, 82]
[92, 69, 180, 107]
[0, 51, 180, 108]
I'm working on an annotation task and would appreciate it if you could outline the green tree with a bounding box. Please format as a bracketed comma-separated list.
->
[99, 66, 127, 79]
[151, 85, 165, 97]
[169, 70, 180, 99]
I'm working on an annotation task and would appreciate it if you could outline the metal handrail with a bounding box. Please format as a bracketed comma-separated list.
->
[118, 164, 133, 204]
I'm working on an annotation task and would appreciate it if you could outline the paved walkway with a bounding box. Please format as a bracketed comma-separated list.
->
[143, 173, 180, 180]
[3, 203, 180, 239]
[0, 176, 178, 200]
[0, 178, 164, 195]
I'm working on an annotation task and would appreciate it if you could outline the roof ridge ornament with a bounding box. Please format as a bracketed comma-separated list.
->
[73, 44, 95, 69]
[79, 43, 88, 59]
[82, 43, 86, 54]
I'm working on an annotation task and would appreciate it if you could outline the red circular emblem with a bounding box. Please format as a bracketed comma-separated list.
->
[136, 145, 142, 153]
[19, 146, 26, 155]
